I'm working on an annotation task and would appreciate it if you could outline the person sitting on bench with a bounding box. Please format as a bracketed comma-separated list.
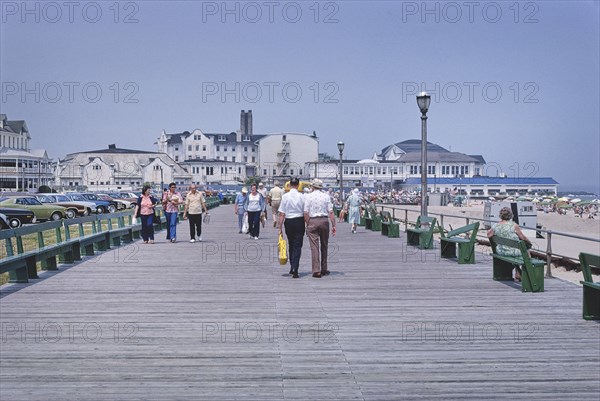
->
[487, 207, 532, 282]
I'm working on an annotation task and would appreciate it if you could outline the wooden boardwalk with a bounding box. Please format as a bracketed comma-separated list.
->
[1, 205, 599, 400]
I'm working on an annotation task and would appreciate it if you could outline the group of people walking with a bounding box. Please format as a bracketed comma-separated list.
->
[234, 182, 284, 239]
[278, 177, 336, 278]
[232, 177, 339, 279]
[135, 180, 532, 284]
[133, 182, 208, 244]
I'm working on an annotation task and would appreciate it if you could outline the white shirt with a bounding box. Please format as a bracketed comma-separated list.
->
[304, 189, 333, 217]
[247, 193, 262, 212]
[269, 186, 283, 202]
[279, 189, 304, 219]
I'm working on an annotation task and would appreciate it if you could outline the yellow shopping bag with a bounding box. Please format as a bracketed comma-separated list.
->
[278, 234, 288, 265]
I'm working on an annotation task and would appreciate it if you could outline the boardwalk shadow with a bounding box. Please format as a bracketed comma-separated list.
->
[495, 279, 526, 290]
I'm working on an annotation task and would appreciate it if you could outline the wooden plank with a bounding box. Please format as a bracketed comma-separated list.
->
[0, 204, 598, 400]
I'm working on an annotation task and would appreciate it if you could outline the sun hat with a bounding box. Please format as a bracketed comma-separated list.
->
[311, 178, 324, 189]
[241, 187, 248, 193]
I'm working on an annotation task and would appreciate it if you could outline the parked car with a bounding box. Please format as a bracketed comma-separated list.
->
[0, 196, 67, 221]
[118, 192, 139, 202]
[73, 193, 117, 214]
[33, 194, 83, 218]
[96, 194, 129, 210]
[105, 192, 136, 208]
[0, 208, 36, 228]
[0, 208, 37, 228]
[0, 213, 9, 229]
[63, 193, 104, 214]
[50, 194, 95, 216]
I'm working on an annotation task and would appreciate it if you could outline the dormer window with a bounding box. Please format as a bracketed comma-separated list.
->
[242, 135, 250, 142]
[218, 135, 226, 141]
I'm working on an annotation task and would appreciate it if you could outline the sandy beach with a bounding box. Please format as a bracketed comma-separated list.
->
[385, 202, 599, 285]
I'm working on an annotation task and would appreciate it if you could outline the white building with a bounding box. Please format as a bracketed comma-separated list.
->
[307, 159, 404, 189]
[0, 114, 53, 191]
[403, 177, 558, 197]
[54, 144, 192, 191]
[256, 132, 318, 185]
[157, 111, 319, 185]
[306, 139, 487, 190]
[180, 158, 246, 186]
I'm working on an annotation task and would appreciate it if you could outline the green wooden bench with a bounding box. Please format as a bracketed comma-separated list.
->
[1, 229, 38, 283]
[579, 252, 600, 320]
[125, 214, 142, 240]
[205, 197, 221, 210]
[489, 235, 544, 292]
[365, 206, 381, 231]
[1, 221, 77, 283]
[63, 215, 108, 259]
[440, 222, 480, 264]
[406, 216, 437, 249]
[151, 207, 168, 232]
[357, 208, 366, 227]
[380, 210, 400, 238]
[100, 212, 136, 247]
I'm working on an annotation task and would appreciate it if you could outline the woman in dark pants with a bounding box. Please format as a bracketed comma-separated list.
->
[134, 185, 158, 244]
[243, 183, 266, 239]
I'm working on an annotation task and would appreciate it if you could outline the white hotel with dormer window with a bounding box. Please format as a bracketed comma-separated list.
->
[0, 114, 53, 191]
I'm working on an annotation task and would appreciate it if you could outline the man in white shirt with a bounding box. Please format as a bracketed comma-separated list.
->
[278, 178, 305, 278]
[303, 178, 336, 278]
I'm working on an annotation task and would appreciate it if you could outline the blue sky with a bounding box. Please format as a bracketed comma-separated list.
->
[1, 0, 599, 193]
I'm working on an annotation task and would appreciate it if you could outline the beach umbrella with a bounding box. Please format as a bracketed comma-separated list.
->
[556, 202, 573, 209]
[570, 198, 582, 204]
[575, 200, 593, 206]
[557, 197, 570, 202]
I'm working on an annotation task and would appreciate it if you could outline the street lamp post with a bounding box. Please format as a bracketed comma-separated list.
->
[417, 92, 431, 217]
[159, 166, 164, 194]
[337, 141, 345, 207]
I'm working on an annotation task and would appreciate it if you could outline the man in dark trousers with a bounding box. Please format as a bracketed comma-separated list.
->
[278, 177, 305, 278]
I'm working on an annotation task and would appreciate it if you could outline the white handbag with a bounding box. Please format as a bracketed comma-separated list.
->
[242, 214, 249, 233]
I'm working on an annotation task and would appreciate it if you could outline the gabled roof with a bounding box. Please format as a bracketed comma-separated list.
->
[75, 147, 156, 155]
[0, 119, 28, 135]
[205, 132, 239, 144]
[469, 155, 486, 164]
[165, 131, 192, 144]
[0, 147, 49, 159]
[381, 139, 449, 156]
[399, 152, 482, 163]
